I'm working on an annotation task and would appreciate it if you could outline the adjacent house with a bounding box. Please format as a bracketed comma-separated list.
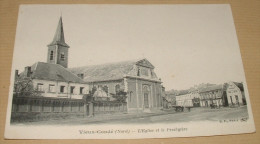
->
[175, 90, 200, 107]
[226, 82, 245, 106]
[199, 85, 224, 107]
[189, 89, 201, 107]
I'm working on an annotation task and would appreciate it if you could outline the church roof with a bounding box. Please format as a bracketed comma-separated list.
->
[19, 62, 85, 83]
[68, 58, 158, 82]
[48, 16, 69, 47]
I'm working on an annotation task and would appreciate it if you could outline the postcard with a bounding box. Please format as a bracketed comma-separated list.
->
[4, 4, 255, 139]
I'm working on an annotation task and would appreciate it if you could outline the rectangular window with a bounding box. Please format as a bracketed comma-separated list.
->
[50, 51, 54, 60]
[49, 84, 55, 93]
[230, 96, 233, 104]
[235, 95, 239, 101]
[141, 68, 148, 76]
[60, 86, 65, 93]
[80, 87, 84, 94]
[37, 83, 44, 92]
[60, 52, 65, 61]
[70, 86, 75, 94]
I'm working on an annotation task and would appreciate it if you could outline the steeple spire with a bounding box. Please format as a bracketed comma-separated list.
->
[47, 16, 70, 68]
[48, 16, 69, 47]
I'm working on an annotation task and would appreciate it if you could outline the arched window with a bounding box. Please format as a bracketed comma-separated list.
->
[143, 85, 150, 93]
[50, 51, 54, 60]
[115, 84, 120, 93]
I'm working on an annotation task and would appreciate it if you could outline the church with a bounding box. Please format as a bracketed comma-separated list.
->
[69, 58, 164, 112]
[14, 16, 164, 113]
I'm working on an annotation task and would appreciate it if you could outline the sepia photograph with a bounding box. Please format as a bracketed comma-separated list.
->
[4, 4, 255, 139]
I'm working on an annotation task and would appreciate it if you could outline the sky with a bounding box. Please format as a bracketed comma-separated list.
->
[12, 4, 247, 90]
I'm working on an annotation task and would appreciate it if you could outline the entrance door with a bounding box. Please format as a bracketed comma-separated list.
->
[144, 93, 149, 108]
[235, 95, 239, 106]
[143, 85, 150, 109]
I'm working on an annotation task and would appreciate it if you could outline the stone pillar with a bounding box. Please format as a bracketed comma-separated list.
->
[84, 102, 87, 116]
[136, 79, 139, 112]
[89, 103, 94, 116]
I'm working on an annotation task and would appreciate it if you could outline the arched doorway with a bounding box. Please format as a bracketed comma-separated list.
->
[143, 85, 150, 109]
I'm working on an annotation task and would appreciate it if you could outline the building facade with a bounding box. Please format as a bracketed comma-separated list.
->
[199, 85, 224, 107]
[175, 90, 200, 107]
[226, 82, 245, 107]
[14, 62, 89, 100]
[189, 89, 201, 107]
[176, 93, 192, 107]
[69, 59, 164, 112]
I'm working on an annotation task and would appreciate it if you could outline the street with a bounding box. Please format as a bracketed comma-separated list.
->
[15, 106, 249, 125]
[89, 106, 249, 125]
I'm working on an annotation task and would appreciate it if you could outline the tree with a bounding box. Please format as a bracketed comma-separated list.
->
[110, 90, 127, 102]
[84, 86, 97, 102]
[13, 78, 42, 97]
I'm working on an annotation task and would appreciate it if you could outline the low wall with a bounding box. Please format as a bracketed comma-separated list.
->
[11, 96, 127, 122]
[93, 101, 127, 115]
[12, 97, 86, 113]
[11, 96, 87, 123]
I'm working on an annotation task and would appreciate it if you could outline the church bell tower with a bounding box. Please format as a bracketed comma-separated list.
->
[47, 16, 70, 68]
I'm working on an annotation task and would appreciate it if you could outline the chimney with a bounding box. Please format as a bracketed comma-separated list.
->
[24, 66, 31, 77]
[15, 70, 19, 79]
[77, 73, 84, 79]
